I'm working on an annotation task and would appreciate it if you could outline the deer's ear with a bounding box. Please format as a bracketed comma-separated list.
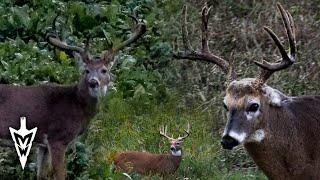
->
[262, 86, 287, 107]
[73, 52, 86, 70]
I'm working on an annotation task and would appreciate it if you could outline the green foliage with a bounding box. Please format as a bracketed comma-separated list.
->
[0, 38, 78, 85]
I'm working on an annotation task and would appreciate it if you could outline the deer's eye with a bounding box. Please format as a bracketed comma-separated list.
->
[223, 103, 229, 111]
[85, 69, 90, 74]
[101, 69, 107, 74]
[247, 103, 259, 112]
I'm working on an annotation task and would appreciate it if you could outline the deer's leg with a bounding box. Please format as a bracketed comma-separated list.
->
[37, 145, 51, 180]
[48, 142, 67, 180]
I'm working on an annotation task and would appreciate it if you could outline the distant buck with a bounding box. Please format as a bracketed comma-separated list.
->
[0, 16, 146, 179]
[114, 123, 190, 175]
[174, 3, 320, 179]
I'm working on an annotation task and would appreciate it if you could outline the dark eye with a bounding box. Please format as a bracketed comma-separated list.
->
[101, 69, 107, 74]
[247, 103, 259, 112]
[85, 69, 90, 74]
[223, 103, 229, 111]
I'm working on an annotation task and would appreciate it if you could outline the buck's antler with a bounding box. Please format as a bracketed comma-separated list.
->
[47, 13, 146, 65]
[254, 3, 296, 87]
[102, 14, 147, 63]
[173, 5, 236, 81]
[160, 125, 174, 141]
[160, 123, 190, 141]
[46, 33, 91, 63]
[177, 122, 190, 141]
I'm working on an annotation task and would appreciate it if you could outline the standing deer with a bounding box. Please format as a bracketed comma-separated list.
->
[0, 16, 146, 179]
[174, 3, 320, 179]
[114, 123, 190, 175]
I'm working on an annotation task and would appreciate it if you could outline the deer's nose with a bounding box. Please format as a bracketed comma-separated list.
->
[221, 135, 239, 150]
[89, 79, 99, 88]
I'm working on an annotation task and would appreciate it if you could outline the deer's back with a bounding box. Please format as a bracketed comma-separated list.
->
[114, 151, 181, 175]
[114, 151, 156, 174]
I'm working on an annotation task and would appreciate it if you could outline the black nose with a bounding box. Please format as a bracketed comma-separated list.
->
[221, 135, 239, 150]
[170, 147, 175, 151]
[89, 79, 99, 88]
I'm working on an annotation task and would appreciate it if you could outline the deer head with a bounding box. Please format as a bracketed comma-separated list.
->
[160, 123, 190, 156]
[47, 15, 146, 97]
[221, 3, 295, 149]
[173, 4, 296, 149]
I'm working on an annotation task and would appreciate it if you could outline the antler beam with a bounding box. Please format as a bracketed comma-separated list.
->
[46, 33, 91, 63]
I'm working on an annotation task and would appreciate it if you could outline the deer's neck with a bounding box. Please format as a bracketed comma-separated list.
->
[77, 79, 98, 118]
[166, 152, 182, 170]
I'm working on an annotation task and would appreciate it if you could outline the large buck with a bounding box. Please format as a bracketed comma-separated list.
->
[114, 123, 190, 175]
[0, 16, 146, 179]
[174, 3, 320, 179]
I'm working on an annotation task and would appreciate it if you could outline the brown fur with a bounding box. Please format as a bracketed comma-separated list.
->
[223, 78, 320, 179]
[0, 77, 98, 180]
[244, 95, 320, 180]
[114, 151, 181, 175]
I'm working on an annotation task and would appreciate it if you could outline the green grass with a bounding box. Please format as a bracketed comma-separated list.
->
[79, 90, 267, 179]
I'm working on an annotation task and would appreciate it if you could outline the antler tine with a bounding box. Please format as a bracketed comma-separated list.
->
[286, 9, 296, 57]
[254, 3, 296, 85]
[173, 5, 235, 79]
[160, 125, 174, 140]
[201, 5, 212, 53]
[178, 122, 190, 140]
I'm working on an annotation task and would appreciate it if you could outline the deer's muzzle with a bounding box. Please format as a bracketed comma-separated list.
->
[89, 79, 99, 89]
[221, 135, 239, 150]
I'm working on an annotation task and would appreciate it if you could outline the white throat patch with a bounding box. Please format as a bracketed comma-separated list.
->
[229, 131, 247, 143]
[247, 129, 265, 143]
[171, 150, 182, 156]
